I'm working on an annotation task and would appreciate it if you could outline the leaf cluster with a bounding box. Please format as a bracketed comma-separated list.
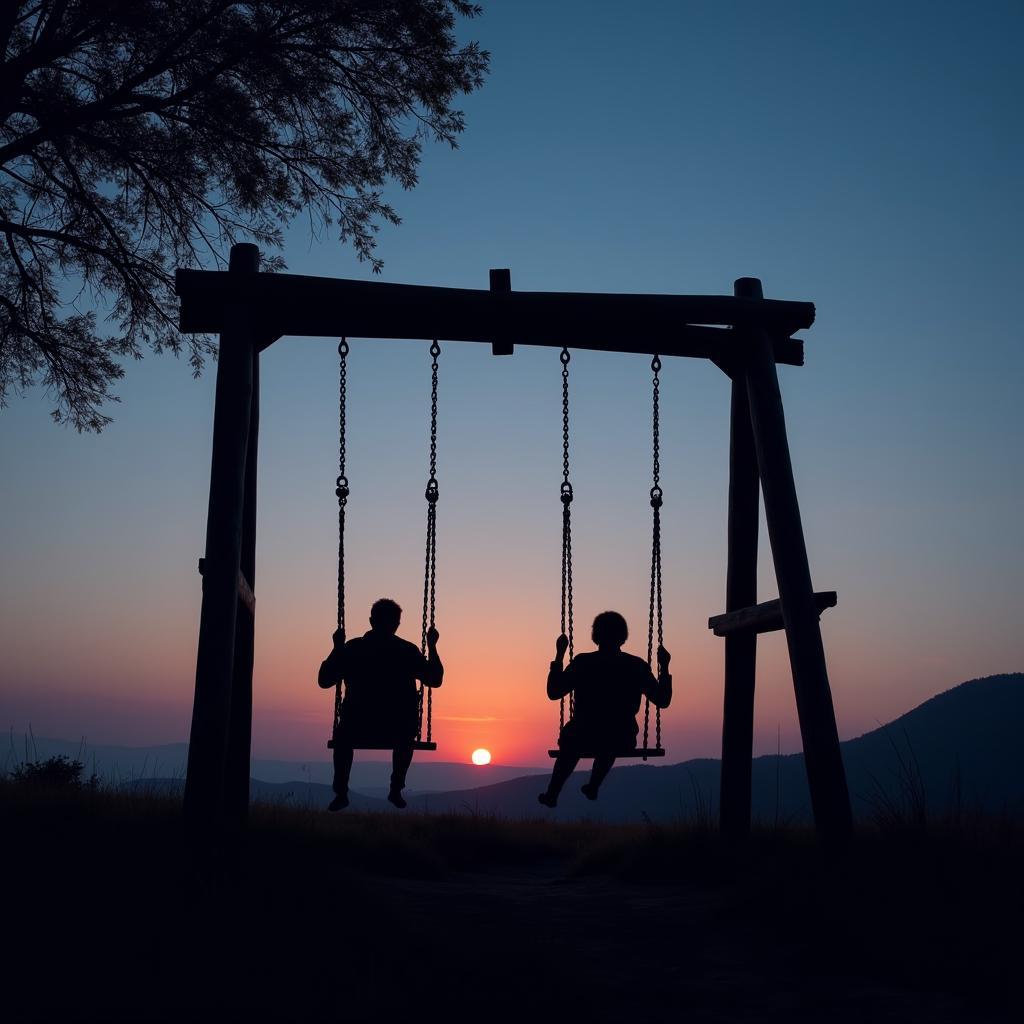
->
[0, 1, 488, 429]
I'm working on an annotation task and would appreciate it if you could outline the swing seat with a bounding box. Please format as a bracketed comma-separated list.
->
[547, 747, 665, 759]
[328, 739, 437, 751]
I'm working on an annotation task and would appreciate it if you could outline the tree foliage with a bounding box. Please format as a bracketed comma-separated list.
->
[0, 1, 488, 429]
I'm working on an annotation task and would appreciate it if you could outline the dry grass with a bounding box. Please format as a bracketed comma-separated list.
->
[3, 780, 1020, 1021]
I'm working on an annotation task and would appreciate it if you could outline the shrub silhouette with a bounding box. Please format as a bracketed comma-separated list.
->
[10, 755, 97, 789]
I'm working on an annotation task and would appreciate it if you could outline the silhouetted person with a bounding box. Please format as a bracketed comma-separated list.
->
[539, 611, 671, 807]
[319, 597, 442, 810]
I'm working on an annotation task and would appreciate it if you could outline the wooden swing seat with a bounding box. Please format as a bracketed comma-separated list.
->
[547, 747, 665, 759]
[327, 739, 437, 751]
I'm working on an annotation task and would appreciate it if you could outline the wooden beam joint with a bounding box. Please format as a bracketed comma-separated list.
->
[198, 557, 256, 616]
[489, 268, 513, 355]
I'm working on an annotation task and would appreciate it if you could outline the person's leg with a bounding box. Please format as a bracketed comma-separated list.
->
[582, 754, 616, 800]
[329, 743, 354, 810]
[538, 752, 580, 807]
[388, 744, 414, 808]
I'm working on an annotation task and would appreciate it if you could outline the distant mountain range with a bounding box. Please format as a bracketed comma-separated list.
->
[8, 674, 1023, 823]
[2, 733, 544, 797]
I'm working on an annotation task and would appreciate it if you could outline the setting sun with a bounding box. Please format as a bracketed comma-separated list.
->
[471, 748, 491, 766]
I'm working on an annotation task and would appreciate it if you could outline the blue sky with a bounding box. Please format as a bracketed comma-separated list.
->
[1, 1, 1021, 763]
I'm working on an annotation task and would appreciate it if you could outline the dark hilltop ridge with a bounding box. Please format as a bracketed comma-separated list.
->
[86, 672, 1022, 823]
[388, 673, 1024, 822]
[840, 672, 1023, 814]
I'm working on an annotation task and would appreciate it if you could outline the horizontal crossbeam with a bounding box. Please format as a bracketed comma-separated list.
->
[708, 591, 837, 637]
[176, 269, 813, 364]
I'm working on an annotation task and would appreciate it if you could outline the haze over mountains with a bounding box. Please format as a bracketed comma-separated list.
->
[2, 734, 541, 798]
[8, 674, 1022, 822]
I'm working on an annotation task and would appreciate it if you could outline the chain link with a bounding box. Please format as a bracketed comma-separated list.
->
[419, 340, 441, 743]
[644, 354, 664, 756]
[334, 339, 350, 733]
[558, 348, 575, 727]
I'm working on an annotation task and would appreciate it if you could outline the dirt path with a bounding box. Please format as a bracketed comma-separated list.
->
[367, 865, 980, 1023]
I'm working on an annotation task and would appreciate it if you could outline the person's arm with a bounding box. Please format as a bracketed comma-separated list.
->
[418, 627, 444, 688]
[317, 629, 347, 689]
[642, 646, 673, 708]
[547, 634, 573, 700]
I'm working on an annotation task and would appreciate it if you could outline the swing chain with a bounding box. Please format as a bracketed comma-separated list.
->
[425, 339, 441, 502]
[560, 347, 572, 494]
[334, 338, 350, 733]
[644, 353, 664, 755]
[559, 347, 575, 728]
[419, 340, 441, 742]
[650, 353, 662, 508]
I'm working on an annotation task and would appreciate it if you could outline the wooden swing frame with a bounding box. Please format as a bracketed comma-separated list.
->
[177, 244, 852, 847]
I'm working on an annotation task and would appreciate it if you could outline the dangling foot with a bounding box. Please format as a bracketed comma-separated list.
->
[537, 792, 558, 808]
[580, 783, 599, 801]
[328, 793, 349, 812]
[387, 788, 407, 809]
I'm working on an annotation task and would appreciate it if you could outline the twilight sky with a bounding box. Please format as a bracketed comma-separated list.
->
[2, 0, 1022, 766]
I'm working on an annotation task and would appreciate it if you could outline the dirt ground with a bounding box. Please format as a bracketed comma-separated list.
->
[359, 866, 985, 1024]
[4, 790, 1015, 1022]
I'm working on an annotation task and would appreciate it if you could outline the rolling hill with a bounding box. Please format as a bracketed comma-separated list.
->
[401, 673, 1024, 823]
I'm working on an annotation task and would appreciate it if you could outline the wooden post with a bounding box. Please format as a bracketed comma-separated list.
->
[719, 284, 760, 839]
[223, 338, 259, 829]
[739, 277, 853, 846]
[183, 243, 259, 832]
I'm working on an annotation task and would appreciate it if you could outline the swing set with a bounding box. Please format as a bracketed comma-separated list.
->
[324, 329, 667, 760]
[178, 245, 853, 847]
